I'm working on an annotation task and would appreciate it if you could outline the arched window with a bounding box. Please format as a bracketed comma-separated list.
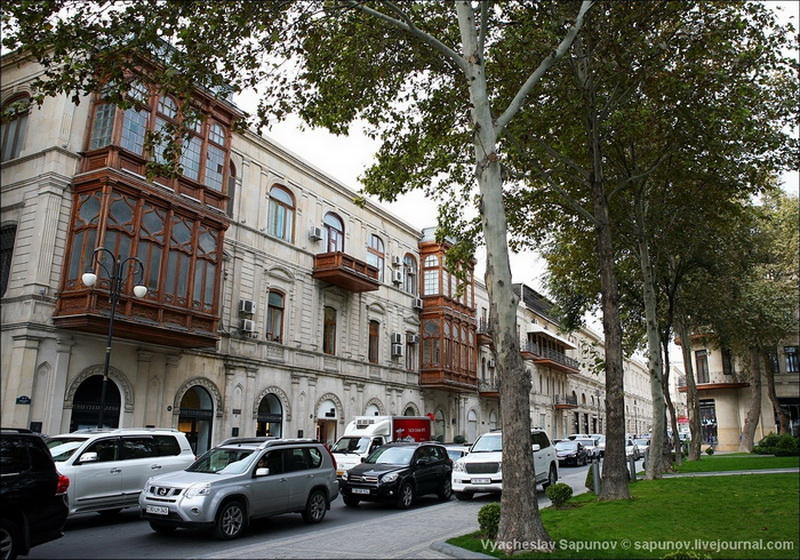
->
[367, 234, 385, 282]
[323, 212, 344, 252]
[323, 306, 336, 355]
[120, 81, 150, 156]
[423, 254, 439, 295]
[192, 225, 218, 313]
[1, 224, 17, 296]
[1, 95, 31, 161]
[267, 185, 295, 242]
[368, 320, 380, 364]
[403, 254, 417, 294]
[422, 319, 441, 367]
[266, 290, 285, 343]
[205, 122, 226, 191]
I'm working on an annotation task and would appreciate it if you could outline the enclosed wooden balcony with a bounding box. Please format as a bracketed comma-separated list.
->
[313, 252, 380, 292]
[419, 369, 478, 392]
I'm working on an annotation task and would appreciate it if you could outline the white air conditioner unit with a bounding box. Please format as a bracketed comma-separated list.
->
[487, 359, 496, 368]
[391, 343, 403, 357]
[390, 333, 403, 345]
[392, 255, 402, 267]
[309, 226, 323, 241]
[239, 319, 256, 333]
[407, 333, 420, 344]
[413, 297, 423, 310]
[392, 270, 403, 284]
[239, 299, 254, 314]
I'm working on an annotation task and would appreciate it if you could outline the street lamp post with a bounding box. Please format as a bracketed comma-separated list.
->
[82, 247, 147, 428]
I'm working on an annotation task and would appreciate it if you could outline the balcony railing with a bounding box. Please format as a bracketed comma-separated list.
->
[677, 371, 749, 392]
[312, 251, 380, 292]
[554, 395, 579, 408]
[476, 318, 492, 346]
[478, 379, 499, 395]
[520, 340, 580, 372]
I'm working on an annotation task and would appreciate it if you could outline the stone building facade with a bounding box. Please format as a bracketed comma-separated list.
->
[1, 52, 652, 453]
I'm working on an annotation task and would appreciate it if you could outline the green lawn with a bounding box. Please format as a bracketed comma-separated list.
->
[448, 474, 799, 559]
[673, 454, 799, 473]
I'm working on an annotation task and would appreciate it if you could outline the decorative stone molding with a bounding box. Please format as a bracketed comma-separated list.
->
[172, 377, 224, 418]
[252, 385, 292, 421]
[401, 401, 421, 416]
[267, 266, 295, 283]
[64, 365, 135, 412]
[315, 392, 345, 424]
[364, 397, 385, 416]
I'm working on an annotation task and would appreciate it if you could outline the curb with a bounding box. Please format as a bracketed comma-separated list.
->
[662, 467, 799, 478]
[431, 540, 495, 559]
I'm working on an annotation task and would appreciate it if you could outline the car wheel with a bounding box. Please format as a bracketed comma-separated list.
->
[542, 464, 557, 489]
[213, 501, 246, 540]
[343, 496, 360, 507]
[454, 491, 473, 501]
[302, 490, 327, 524]
[98, 508, 123, 519]
[148, 521, 177, 535]
[396, 483, 414, 509]
[437, 478, 452, 501]
[0, 519, 21, 560]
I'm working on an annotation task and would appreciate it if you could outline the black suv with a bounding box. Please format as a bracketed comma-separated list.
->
[340, 442, 452, 509]
[1, 428, 69, 560]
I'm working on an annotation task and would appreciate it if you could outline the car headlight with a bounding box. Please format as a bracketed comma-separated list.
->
[453, 461, 465, 472]
[496, 462, 502, 474]
[341, 471, 348, 480]
[184, 483, 211, 498]
[381, 472, 399, 484]
[145, 477, 154, 489]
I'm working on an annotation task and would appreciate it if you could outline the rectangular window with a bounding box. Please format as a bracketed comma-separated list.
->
[721, 348, 735, 376]
[695, 350, 709, 384]
[89, 104, 115, 150]
[323, 307, 336, 355]
[368, 321, 380, 364]
[0, 225, 16, 296]
[120, 107, 148, 155]
[768, 349, 780, 374]
[423, 269, 438, 295]
[180, 135, 202, 181]
[785, 346, 799, 374]
[405, 334, 417, 371]
[205, 144, 225, 190]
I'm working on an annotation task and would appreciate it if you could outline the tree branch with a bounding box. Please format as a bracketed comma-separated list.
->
[495, 0, 593, 138]
[478, 0, 491, 53]
[528, 164, 599, 226]
[343, 0, 468, 74]
[608, 144, 677, 200]
[537, 140, 590, 187]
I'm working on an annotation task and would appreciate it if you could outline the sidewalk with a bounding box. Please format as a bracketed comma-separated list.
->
[662, 467, 799, 478]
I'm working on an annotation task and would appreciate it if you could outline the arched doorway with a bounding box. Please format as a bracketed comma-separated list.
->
[178, 386, 213, 455]
[488, 409, 498, 431]
[466, 410, 478, 443]
[316, 399, 338, 445]
[434, 409, 446, 441]
[256, 393, 283, 437]
[70, 375, 121, 431]
[364, 403, 380, 416]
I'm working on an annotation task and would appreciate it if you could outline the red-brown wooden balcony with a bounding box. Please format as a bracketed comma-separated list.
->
[313, 252, 380, 292]
[419, 368, 478, 392]
[554, 395, 579, 409]
[521, 340, 580, 374]
[54, 289, 218, 348]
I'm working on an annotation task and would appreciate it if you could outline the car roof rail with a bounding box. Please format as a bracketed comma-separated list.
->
[219, 437, 277, 447]
[1, 427, 33, 433]
[261, 438, 321, 448]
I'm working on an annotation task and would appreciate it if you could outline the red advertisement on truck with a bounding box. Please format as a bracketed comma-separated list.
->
[392, 417, 431, 441]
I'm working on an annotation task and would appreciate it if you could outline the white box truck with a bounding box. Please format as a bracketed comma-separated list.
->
[331, 416, 432, 477]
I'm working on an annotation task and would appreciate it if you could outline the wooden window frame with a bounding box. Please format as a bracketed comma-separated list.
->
[266, 290, 285, 343]
[267, 185, 296, 243]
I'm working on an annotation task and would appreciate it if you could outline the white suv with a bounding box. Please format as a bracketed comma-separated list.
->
[451, 429, 557, 500]
[46, 428, 194, 516]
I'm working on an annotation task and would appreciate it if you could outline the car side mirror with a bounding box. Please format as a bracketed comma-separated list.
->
[78, 452, 98, 464]
[360, 456, 366, 463]
[531, 444, 541, 452]
[255, 467, 270, 477]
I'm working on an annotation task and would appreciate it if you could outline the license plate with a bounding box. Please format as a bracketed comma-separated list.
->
[145, 505, 169, 515]
[352, 488, 370, 495]
[472, 478, 491, 484]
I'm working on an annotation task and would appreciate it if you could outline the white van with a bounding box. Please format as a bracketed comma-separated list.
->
[451, 429, 557, 500]
[46, 428, 194, 516]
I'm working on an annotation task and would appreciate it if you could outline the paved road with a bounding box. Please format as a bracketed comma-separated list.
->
[30, 460, 641, 559]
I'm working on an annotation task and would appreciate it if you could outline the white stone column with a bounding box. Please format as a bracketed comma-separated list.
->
[3, 335, 43, 428]
[133, 350, 153, 426]
[163, 354, 182, 428]
[50, 336, 75, 435]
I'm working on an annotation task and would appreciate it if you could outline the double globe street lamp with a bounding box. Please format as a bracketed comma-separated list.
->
[82, 247, 148, 429]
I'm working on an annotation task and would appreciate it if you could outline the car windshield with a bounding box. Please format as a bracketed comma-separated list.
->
[46, 437, 88, 462]
[187, 448, 256, 474]
[471, 434, 502, 453]
[332, 437, 370, 454]
[365, 446, 414, 465]
[576, 439, 595, 447]
[555, 441, 578, 450]
[634, 439, 649, 446]
[446, 449, 465, 461]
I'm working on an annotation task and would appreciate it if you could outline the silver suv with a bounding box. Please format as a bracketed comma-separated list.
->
[139, 438, 339, 539]
[45, 428, 194, 517]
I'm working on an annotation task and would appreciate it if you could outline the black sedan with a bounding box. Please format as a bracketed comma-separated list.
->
[339, 442, 452, 509]
[555, 440, 589, 466]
